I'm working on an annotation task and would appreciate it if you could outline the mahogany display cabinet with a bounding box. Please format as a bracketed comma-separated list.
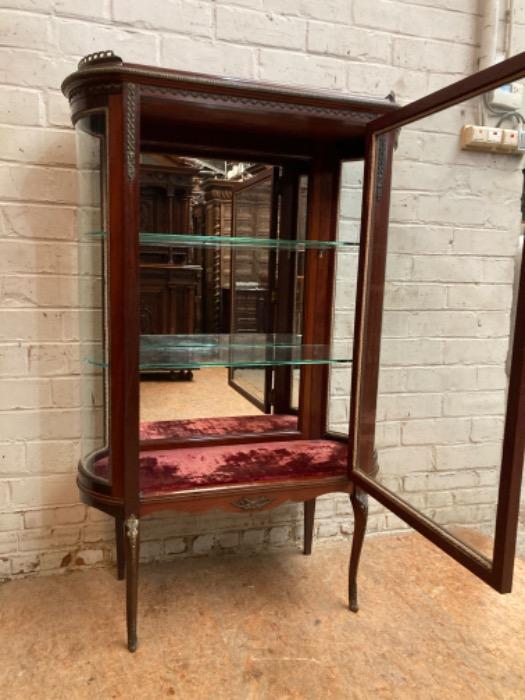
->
[62, 51, 525, 651]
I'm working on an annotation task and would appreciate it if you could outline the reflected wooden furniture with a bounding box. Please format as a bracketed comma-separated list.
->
[62, 50, 525, 652]
[139, 158, 202, 377]
[139, 263, 202, 334]
[194, 178, 233, 332]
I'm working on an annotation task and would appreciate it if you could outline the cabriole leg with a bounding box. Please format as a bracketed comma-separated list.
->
[348, 487, 368, 613]
[125, 514, 140, 652]
[115, 516, 125, 580]
[303, 498, 316, 555]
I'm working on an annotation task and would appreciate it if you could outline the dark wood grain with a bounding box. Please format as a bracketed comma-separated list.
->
[298, 154, 340, 439]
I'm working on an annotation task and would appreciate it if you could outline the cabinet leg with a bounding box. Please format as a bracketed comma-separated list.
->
[125, 515, 140, 652]
[303, 498, 316, 555]
[348, 488, 368, 613]
[115, 516, 125, 581]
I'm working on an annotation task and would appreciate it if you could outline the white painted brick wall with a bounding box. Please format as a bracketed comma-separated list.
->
[1, 0, 524, 579]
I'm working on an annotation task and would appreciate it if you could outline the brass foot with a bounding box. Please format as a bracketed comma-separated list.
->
[125, 515, 140, 653]
[349, 581, 359, 613]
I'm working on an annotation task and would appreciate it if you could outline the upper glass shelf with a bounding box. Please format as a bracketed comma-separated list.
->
[85, 334, 353, 370]
[140, 334, 353, 370]
[87, 231, 358, 250]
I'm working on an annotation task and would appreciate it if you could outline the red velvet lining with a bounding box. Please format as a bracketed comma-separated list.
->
[139, 414, 298, 440]
[93, 439, 347, 496]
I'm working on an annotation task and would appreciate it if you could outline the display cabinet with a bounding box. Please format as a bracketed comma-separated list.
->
[62, 51, 525, 651]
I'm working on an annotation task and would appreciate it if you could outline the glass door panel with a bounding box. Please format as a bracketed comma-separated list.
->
[353, 54, 525, 592]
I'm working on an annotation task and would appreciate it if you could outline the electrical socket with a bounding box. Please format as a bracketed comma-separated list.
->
[501, 129, 519, 151]
[486, 127, 502, 144]
[461, 124, 522, 154]
[461, 125, 488, 149]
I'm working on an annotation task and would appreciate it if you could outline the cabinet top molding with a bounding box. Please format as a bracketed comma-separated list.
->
[62, 51, 397, 124]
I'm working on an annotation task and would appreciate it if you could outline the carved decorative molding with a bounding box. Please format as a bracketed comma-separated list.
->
[78, 50, 123, 70]
[204, 187, 233, 202]
[232, 496, 273, 510]
[375, 135, 387, 203]
[140, 85, 379, 123]
[125, 84, 139, 183]
[69, 82, 122, 102]
[67, 80, 383, 127]
[125, 514, 139, 550]
[141, 170, 194, 189]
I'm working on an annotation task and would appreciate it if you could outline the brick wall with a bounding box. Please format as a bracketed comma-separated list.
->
[1, 1, 524, 579]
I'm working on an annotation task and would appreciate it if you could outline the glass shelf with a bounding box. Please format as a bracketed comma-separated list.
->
[141, 334, 352, 370]
[85, 334, 353, 370]
[87, 231, 358, 250]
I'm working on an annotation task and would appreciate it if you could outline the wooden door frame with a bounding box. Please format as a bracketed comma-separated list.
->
[349, 52, 525, 593]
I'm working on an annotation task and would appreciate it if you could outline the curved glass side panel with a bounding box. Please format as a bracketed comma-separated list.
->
[76, 112, 109, 481]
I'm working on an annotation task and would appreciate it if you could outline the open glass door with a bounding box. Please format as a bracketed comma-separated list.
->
[228, 167, 279, 412]
[351, 52, 525, 593]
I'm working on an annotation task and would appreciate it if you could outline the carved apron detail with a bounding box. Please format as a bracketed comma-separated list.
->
[233, 496, 273, 510]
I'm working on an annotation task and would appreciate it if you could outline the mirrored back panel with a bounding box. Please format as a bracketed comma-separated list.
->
[136, 155, 358, 441]
[138, 158, 305, 439]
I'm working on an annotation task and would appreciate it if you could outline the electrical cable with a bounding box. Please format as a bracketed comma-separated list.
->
[496, 112, 525, 127]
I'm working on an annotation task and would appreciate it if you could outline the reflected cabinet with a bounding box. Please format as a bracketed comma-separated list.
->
[62, 51, 525, 651]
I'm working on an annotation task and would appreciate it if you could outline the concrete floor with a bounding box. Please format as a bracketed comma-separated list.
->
[1, 533, 524, 699]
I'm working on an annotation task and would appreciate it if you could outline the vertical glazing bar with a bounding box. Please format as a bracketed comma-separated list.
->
[298, 155, 340, 438]
[107, 85, 140, 509]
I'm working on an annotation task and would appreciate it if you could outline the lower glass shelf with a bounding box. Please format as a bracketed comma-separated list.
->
[87, 231, 357, 251]
[85, 334, 353, 370]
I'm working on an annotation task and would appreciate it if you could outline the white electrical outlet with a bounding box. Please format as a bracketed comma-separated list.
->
[460, 125, 487, 149]
[460, 124, 521, 154]
[501, 129, 519, 151]
[486, 127, 503, 144]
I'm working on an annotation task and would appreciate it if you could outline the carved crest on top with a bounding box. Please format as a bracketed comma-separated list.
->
[78, 51, 123, 70]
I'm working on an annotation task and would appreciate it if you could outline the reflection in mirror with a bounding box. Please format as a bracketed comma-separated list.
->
[138, 157, 308, 440]
[290, 176, 308, 412]
[76, 112, 109, 480]
[362, 80, 525, 559]
[229, 172, 274, 411]
[327, 161, 364, 434]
